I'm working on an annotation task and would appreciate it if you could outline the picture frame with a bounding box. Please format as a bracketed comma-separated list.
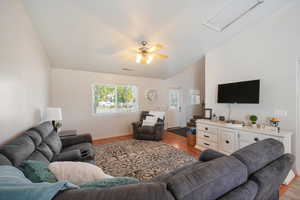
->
[204, 108, 212, 120]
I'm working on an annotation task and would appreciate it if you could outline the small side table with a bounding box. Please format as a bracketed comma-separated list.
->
[59, 130, 77, 138]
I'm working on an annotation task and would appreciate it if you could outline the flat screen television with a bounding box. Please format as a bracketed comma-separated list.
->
[217, 80, 260, 104]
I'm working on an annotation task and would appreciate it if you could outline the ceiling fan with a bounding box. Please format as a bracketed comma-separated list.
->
[135, 41, 168, 64]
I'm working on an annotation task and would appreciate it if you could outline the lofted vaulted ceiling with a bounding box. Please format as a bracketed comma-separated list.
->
[23, 0, 293, 79]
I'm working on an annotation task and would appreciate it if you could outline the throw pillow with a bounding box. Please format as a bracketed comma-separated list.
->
[79, 177, 140, 189]
[20, 160, 57, 183]
[48, 161, 112, 185]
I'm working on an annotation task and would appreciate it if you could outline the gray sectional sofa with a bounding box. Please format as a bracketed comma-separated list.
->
[0, 122, 294, 200]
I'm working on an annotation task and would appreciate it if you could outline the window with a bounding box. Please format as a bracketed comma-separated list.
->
[92, 84, 138, 113]
[169, 89, 179, 110]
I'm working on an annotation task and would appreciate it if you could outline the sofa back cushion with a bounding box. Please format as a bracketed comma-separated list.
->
[232, 138, 284, 175]
[166, 156, 248, 200]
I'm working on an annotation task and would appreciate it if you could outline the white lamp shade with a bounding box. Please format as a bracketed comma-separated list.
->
[44, 107, 62, 121]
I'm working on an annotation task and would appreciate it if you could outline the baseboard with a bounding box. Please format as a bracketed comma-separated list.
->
[93, 134, 133, 144]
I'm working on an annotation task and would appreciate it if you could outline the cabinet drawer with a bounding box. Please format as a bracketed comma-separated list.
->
[198, 140, 218, 151]
[198, 131, 218, 143]
[219, 131, 235, 153]
[239, 131, 281, 143]
[197, 125, 218, 134]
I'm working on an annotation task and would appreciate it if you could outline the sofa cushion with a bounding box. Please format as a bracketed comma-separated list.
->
[37, 143, 54, 161]
[149, 161, 197, 183]
[49, 161, 112, 185]
[218, 180, 258, 200]
[27, 151, 50, 163]
[45, 131, 62, 155]
[32, 122, 54, 139]
[20, 160, 57, 183]
[25, 130, 43, 146]
[0, 135, 35, 166]
[232, 138, 284, 175]
[79, 177, 140, 189]
[249, 154, 294, 200]
[166, 156, 248, 200]
[54, 182, 174, 200]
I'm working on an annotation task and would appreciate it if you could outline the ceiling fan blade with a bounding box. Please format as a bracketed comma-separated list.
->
[153, 53, 168, 59]
[149, 44, 164, 52]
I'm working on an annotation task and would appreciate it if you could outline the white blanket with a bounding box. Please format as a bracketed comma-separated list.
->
[142, 116, 157, 126]
[149, 111, 165, 120]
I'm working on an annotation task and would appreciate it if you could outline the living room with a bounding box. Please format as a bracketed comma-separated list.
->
[1, 0, 300, 199]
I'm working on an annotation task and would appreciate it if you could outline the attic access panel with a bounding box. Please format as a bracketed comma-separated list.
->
[203, 0, 264, 32]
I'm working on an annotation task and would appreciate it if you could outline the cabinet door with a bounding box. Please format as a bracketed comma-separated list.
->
[219, 129, 236, 154]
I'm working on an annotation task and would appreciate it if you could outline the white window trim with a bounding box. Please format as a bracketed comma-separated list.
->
[91, 83, 139, 115]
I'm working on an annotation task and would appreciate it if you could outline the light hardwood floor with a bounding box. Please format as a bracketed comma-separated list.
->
[93, 131, 288, 197]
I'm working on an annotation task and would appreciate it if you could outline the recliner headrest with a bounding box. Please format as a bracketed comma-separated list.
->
[32, 121, 54, 139]
[232, 138, 284, 175]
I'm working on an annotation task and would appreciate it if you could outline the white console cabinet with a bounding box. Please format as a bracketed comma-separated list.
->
[196, 119, 294, 184]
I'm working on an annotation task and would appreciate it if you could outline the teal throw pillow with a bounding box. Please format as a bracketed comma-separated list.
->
[20, 160, 57, 183]
[79, 177, 140, 189]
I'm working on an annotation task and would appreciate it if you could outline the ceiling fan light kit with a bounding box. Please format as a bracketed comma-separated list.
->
[135, 41, 168, 64]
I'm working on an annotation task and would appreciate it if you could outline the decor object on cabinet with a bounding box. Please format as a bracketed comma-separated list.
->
[145, 89, 158, 104]
[204, 108, 212, 120]
[249, 115, 258, 125]
[270, 117, 280, 127]
[219, 116, 225, 121]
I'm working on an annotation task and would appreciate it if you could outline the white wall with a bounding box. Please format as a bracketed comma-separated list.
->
[0, 0, 51, 143]
[50, 69, 168, 140]
[50, 58, 205, 140]
[165, 57, 205, 126]
[205, 2, 300, 172]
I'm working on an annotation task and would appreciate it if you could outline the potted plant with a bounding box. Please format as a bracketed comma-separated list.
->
[249, 115, 258, 127]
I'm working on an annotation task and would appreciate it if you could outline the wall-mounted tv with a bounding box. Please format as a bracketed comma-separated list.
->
[217, 80, 260, 104]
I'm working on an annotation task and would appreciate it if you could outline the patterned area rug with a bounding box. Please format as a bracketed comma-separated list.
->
[280, 178, 300, 200]
[94, 139, 196, 181]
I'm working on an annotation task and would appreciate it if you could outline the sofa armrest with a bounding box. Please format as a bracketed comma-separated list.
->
[54, 183, 174, 200]
[61, 134, 92, 148]
[249, 154, 294, 200]
[53, 150, 81, 161]
[199, 149, 226, 162]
